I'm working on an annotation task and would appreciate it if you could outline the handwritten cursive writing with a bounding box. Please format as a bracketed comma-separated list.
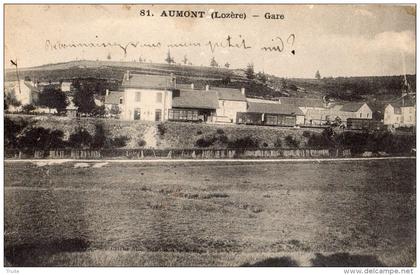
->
[45, 34, 295, 56]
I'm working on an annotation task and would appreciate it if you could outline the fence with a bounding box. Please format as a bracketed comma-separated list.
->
[5, 148, 354, 160]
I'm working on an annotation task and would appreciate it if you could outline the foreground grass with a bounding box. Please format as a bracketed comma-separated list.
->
[6, 250, 415, 267]
[4, 159, 416, 266]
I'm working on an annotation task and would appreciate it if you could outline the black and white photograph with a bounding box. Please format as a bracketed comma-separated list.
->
[2, 3, 417, 271]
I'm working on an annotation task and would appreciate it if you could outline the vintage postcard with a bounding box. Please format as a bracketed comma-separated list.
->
[3, 3, 416, 271]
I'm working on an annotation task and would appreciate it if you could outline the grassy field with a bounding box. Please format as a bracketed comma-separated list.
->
[4, 159, 416, 267]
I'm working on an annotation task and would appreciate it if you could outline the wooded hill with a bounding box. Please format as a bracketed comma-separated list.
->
[5, 60, 415, 105]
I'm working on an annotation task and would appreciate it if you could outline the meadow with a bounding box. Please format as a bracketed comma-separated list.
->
[4, 159, 416, 266]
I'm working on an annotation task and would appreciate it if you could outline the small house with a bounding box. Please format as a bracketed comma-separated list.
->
[384, 96, 416, 128]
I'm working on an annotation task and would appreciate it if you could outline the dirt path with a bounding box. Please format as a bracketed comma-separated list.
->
[143, 125, 157, 148]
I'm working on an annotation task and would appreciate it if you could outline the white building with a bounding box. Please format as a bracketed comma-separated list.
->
[213, 87, 247, 123]
[305, 102, 372, 125]
[6, 79, 40, 106]
[384, 96, 416, 128]
[60, 81, 72, 92]
[120, 72, 174, 121]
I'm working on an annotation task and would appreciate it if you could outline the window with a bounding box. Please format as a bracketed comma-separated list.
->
[366, 113, 369, 118]
[359, 113, 362, 118]
[156, 92, 162, 103]
[155, 109, 162, 121]
[119, 97, 123, 104]
[135, 92, 141, 102]
[134, 108, 141, 120]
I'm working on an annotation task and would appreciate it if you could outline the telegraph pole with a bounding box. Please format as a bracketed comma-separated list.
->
[10, 59, 21, 95]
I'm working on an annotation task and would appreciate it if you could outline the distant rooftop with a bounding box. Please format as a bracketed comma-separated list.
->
[172, 90, 219, 110]
[389, 95, 416, 108]
[213, 87, 246, 102]
[278, 97, 325, 108]
[339, 102, 367, 112]
[104, 91, 123, 105]
[122, 73, 176, 90]
[247, 102, 304, 116]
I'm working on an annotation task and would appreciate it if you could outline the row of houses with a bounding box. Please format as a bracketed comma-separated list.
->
[104, 72, 416, 128]
[5, 72, 415, 129]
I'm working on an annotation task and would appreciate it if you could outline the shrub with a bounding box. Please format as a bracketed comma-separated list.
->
[21, 104, 36, 114]
[137, 139, 146, 147]
[216, 128, 225, 135]
[5, 117, 28, 148]
[195, 136, 216, 147]
[110, 136, 129, 148]
[308, 133, 330, 148]
[91, 105, 106, 117]
[274, 138, 282, 148]
[196, 130, 203, 135]
[302, 131, 312, 138]
[16, 127, 65, 150]
[228, 136, 259, 149]
[157, 123, 166, 136]
[285, 135, 299, 148]
[195, 132, 228, 148]
[68, 128, 93, 148]
[92, 123, 106, 149]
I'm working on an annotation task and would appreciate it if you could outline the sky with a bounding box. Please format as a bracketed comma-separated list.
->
[4, 4, 416, 78]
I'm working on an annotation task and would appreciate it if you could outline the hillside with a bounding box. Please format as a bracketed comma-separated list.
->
[5, 60, 415, 111]
[5, 60, 245, 83]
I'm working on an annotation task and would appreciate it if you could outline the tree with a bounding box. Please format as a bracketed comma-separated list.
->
[73, 85, 96, 114]
[38, 87, 68, 113]
[224, 62, 230, 68]
[315, 70, 321, 80]
[165, 50, 175, 64]
[256, 72, 268, 84]
[91, 105, 106, 117]
[245, 63, 255, 80]
[92, 123, 106, 149]
[182, 55, 188, 65]
[16, 127, 65, 150]
[107, 52, 112, 60]
[68, 128, 93, 149]
[210, 57, 218, 67]
[5, 93, 21, 111]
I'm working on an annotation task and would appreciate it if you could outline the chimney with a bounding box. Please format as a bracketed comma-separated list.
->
[106, 89, 109, 96]
[205, 85, 210, 91]
[241, 87, 245, 96]
[126, 70, 130, 81]
[191, 83, 194, 90]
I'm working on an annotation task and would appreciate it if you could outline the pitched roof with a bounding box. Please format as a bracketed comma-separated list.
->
[104, 91, 123, 105]
[22, 81, 40, 94]
[172, 90, 219, 109]
[213, 87, 246, 101]
[278, 97, 325, 108]
[339, 102, 367, 112]
[122, 74, 176, 90]
[247, 102, 304, 116]
[389, 95, 416, 108]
